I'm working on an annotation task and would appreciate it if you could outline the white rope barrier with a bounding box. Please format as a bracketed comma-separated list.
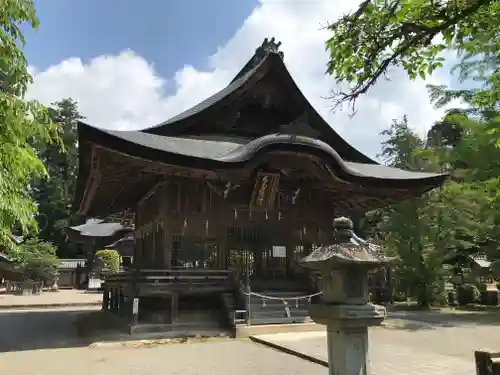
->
[241, 290, 322, 302]
[241, 289, 322, 315]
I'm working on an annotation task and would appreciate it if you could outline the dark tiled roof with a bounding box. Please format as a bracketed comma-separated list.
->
[70, 220, 132, 237]
[106, 233, 134, 248]
[142, 58, 265, 134]
[471, 253, 491, 268]
[99, 130, 247, 160]
[94, 130, 445, 182]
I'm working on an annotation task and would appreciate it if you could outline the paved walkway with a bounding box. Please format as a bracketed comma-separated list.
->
[0, 306, 498, 375]
[251, 321, 499, 375]
[0, 339, 325, 375]
[0, 290, 101, 308]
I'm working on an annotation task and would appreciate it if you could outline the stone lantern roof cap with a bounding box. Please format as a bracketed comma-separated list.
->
[300, 217, 389, 270]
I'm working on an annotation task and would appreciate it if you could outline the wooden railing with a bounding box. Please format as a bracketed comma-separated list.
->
[105, 268, 235, 287]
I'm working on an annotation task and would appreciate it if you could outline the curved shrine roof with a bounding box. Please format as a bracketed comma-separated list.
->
[94, 127, 445, 184]
[74, 38, 448, 215]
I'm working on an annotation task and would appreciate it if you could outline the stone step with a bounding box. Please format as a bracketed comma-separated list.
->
[131, 322, 231, 336]
[250, 316, 312, 325]
[220, 292, 239, 327]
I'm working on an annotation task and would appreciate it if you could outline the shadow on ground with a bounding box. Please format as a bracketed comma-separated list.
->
[0, 308, 98, 352]
[0, 308, 230, 353]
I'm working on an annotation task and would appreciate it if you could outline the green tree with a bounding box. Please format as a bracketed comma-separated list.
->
[377, 115, 490, 306]
[0, 0, 59, 251]
[11, 238, 59, 280]
[377, 117, 439, 306]
[34, 99, 83, 258]
[325, 0, 498, 111]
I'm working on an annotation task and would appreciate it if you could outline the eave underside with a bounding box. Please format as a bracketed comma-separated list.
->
[77, 144, 441, 218]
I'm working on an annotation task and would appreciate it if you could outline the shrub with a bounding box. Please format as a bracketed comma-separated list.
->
[432, 289, 449, 307]
[477, 282, 487, 292]
[94, 249, 120, 273]
[456, 283, 480, 306]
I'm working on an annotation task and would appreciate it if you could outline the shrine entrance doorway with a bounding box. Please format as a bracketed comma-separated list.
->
[226, 227, 289, 288]
[171, 235, 221, 269]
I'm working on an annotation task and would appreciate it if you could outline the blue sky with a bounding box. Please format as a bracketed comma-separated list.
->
[25, 0, 456, 158]
[24, 0, 257, 78]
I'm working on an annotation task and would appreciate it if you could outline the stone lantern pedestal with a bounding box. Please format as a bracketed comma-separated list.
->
[50, 273, 60, 292]
[301, 217, 390, 375]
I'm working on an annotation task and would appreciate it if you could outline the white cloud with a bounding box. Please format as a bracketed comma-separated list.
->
[27, 0, 454, 159]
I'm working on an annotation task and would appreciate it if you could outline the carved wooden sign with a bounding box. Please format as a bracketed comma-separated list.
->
[249, 172, 280, 211]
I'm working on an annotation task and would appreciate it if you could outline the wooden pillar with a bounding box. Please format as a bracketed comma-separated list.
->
[117, 288, 122, 316]
[102, 286, 109, 311]
[131, 204, 141, 326]
[113, 288, 118, 315]
[164, 231, 172, 268]
[116, 288, 120, 315]
[386, 265, 393, 304]
[83, 239, 95, 283]
[286, 237, 296, 277]
[171, 293, 178, 322]
[151, 226, 157, 268]
[218, 223, 227, 270]
[109, 288, 115, 313]
[160, 183, 171, 269]
[119, 289, 125, 316]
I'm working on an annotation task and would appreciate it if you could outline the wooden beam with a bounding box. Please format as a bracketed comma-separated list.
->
[78, 144, 102, 215]
[95, 145, 219, 179]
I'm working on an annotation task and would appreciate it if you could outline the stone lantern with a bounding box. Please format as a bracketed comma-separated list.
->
[301, 217, 389, 375]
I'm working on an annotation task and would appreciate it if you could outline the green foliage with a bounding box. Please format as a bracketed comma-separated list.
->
[456, 283, 480, 305]
[0, 0, 60, 250]
[34, 99, 84, 257]
[94, 250, 120, 274]
[325, 0, 498, 111]
[8, 238, 59, 280]
[375, 112, 498, 306]
[491, 260, 500, 279]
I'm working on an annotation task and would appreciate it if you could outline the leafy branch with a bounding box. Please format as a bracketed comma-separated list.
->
[325, 0, 494, 112]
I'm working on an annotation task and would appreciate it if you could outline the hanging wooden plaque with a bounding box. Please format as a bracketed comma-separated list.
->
[249, 172, 280, 211]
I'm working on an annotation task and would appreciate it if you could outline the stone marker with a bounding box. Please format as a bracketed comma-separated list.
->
[475, 350, 500, 375]
[301, 217, 390, 375]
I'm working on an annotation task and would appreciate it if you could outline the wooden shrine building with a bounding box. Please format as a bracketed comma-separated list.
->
[74, 38, 447, 333]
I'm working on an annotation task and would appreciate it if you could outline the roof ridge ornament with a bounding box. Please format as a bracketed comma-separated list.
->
[255, 37, 284, 60]
[249, 37, 284, 71]
[232, 37, 284, 82]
